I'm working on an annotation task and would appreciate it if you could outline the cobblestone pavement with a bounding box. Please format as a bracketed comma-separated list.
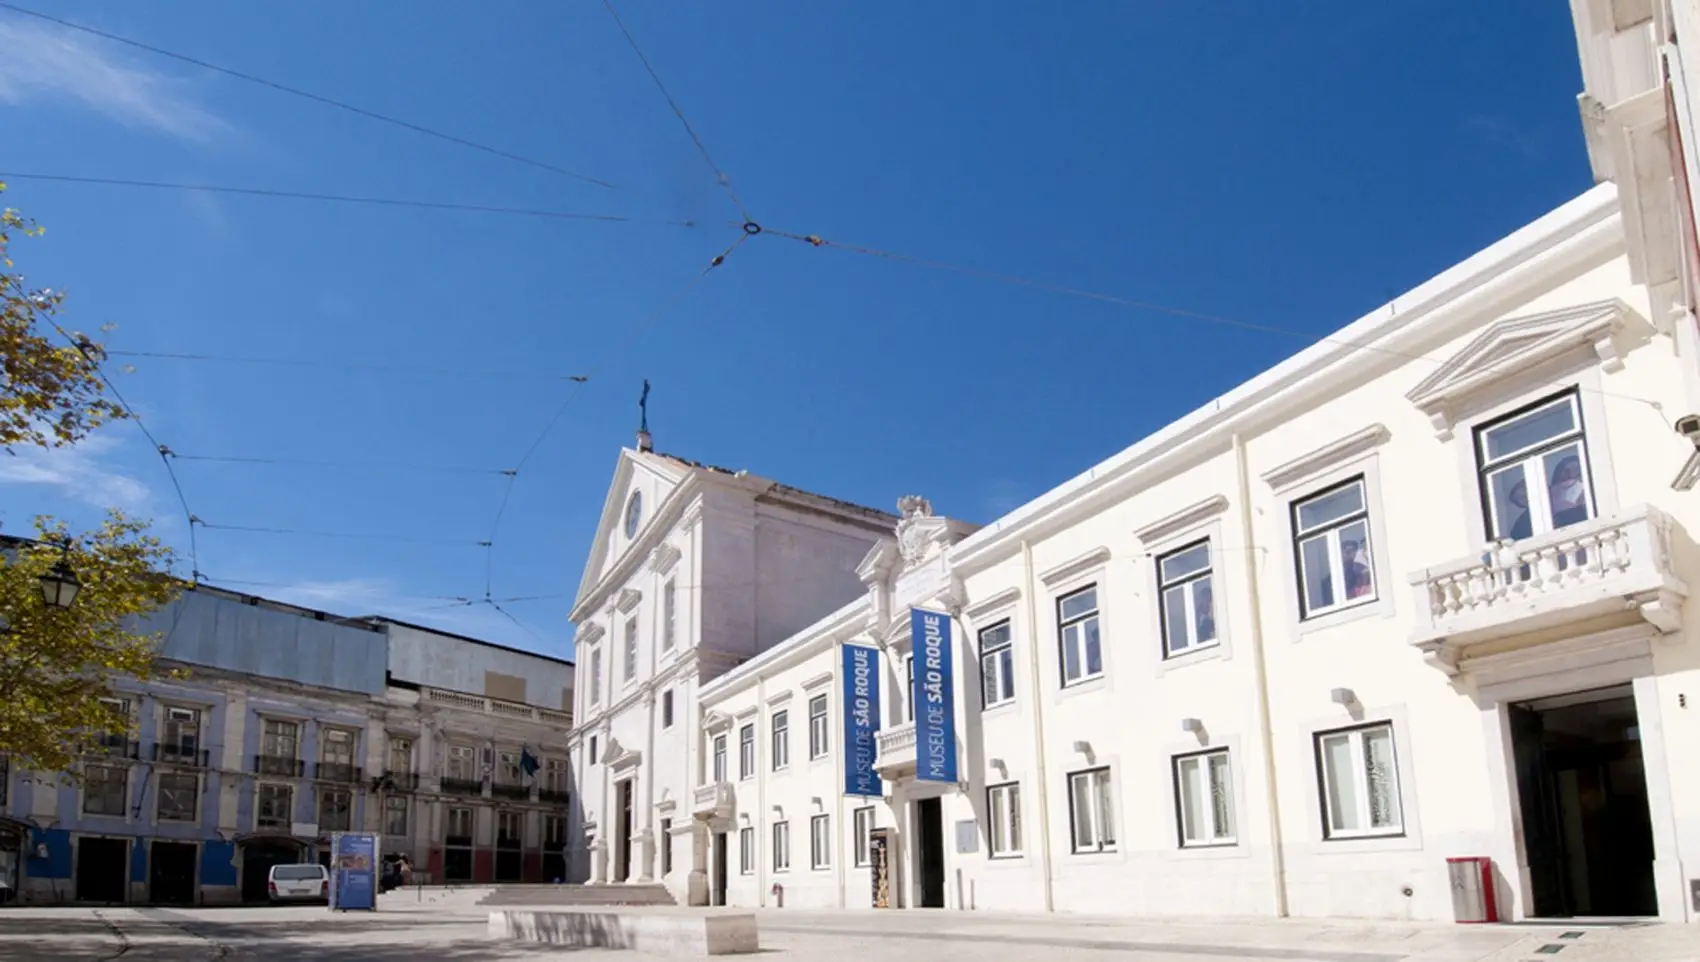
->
[0, 905, 1693, 961]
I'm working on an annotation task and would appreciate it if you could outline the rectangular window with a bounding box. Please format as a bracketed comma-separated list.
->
[97, 697, 131, 754]
[1316, 723, 1403, 839]
[1158, 541, 1217, 657]
[852, 806, 874, 867]
[545, 815, 567, 847]
[738, 724, 755, 780]
[157, 772, 198, 822]
[810, 814, 830, 870]
[904, 655, 916, 721]
[544, 757, 569, 794]
[589, 648, 603, 703]
[712, 734, 728, 782]
[807, 694, 829, 759]
[321, 728, 354, 766]
[261, 719, 299, 760]
[319, 788, 352, 832]
[662, 580, 677, 651]
[497, 749, 523, 789]
[1476, 391, 1594, 542]
[1173, 749, 1236, 847]
[587, 736, 599, 765]
[82, 762, 127, 816]
[388, 737, 413, 775]
[497, 810, 523, 845]
[771, 710, 790, 771]
[384, 795, 409, 836]
[1067, 767, 1116, 853]
[1293, 478, 1377, 618]
[256, 784, 292, 829]
[446, 807, 474, 840]
[661, 689, 674, 728]
[660, 817, 673, 875]
[623, 618, 639, 682]
[987, 782, 1022, 858]
[161, 706, 201, 759]
[739, 826, 755, 874]
[1057, 586, 1103, 685]
[447, 744, 477, 781]
[772, 820, 791, 872]
[979, 621, 1016, 708]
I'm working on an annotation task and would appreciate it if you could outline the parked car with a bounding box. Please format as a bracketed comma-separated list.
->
[267, 863, 330, 904]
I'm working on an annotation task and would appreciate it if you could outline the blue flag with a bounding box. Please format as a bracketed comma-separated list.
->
[520, 746, 540, 777]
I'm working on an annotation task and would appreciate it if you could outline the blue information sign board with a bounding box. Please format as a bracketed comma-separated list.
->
[329, 832, 379, 911]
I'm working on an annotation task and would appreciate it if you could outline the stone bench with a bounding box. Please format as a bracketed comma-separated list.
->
[488, 909, 759, 956]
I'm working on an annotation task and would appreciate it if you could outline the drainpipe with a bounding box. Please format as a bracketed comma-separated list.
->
[1019, 540, 1056, 914]
[755, 674, 767, 907]
[1233, 432, 1289, 918]
[831, 643, 847, 909]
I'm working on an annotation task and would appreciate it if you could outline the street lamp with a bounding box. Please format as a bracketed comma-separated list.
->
[38, 557, 81, 610]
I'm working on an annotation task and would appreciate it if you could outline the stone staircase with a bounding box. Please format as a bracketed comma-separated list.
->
[476, 883, 676, 907]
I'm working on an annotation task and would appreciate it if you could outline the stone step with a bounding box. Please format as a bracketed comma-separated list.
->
[476, 883, 676, 907]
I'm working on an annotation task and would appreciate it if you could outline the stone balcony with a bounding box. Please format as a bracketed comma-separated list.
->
[872, 722, 918, 778]
[424, 687, 573, 728]
[1409, 504, 1688, 674]
[691, 781, 734, 821]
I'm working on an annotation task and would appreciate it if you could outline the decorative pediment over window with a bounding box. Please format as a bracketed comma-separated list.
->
[576, 622, 606, 648]
[604, 736, 642, 773]
[1406, 299, 1635, 439]
[648, 542, 682, 575]
[703, 710, 733, 734]
[616, 588, 642, 613]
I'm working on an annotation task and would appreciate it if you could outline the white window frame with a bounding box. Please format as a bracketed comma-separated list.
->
[623, 618, 639, 684]
[712, 734, 728, 783]
[255, 783, 293, 830]
[772, 820, 791, 872]
[662, 580, 677, 651]
[1156, 539, 1218, 658]
[807, 695, 829, 760]
[903, 654, 916, 723]
[739, 826, 755, 875]
[1056, 585, 1103, 686]
[1291, 477, 1379, 620]
[318, 787, 353, 832]
[738, 724, 755, 781]
[156, 771, 199, 823]
[1172, 749, 1236, 847]
[589, 648, 603, 704]
[261, 718, 299, 760]
[770, 710, 789, 772]
[1473, 389, 1596, 542]
[810, 814, 830, 870]
[161, 705, 201, 758]
[1268, 437, 1398, 637]
[387, 736, 413, 775]
[978, 620, 1016, 709]
[852, 806, 874, 867]
[1067, 766, 1116, 854]
[987, 782, 1022, 858]
[447, 744, 478, 781]
[384, 795, 409, 836]
[82, 761, 128, 817]
[1315, 722, 1405, 840]
[447, 806, 474, 839]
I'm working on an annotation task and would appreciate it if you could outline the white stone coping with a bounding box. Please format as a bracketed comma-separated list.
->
[488, 908, 759, 956]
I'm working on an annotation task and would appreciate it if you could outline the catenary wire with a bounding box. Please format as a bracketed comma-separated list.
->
[167, 452, 515, 477]
[108, 349, 592, 382]
[0, 4, 620, 190]
[0, 173, 689, 226]
[760, 227, 1668, 414]
[601, 0, 749, 219]
[195, 521, 491, 547]
[196, 574, 473, 605]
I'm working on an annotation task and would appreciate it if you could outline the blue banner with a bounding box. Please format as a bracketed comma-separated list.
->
[842, 643, 883, 796]
[329, 832, 378, 911]
[911, 608, 958, 783]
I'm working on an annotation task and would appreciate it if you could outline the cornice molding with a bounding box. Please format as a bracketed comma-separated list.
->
[616, 588, 643, 614]
[1038, 546, 1113, 587]
[766, 689, 794, 708]
[963, 587, 1021, 622]
[1261, 424, 1391, 492]
[1134, 496, 1228, 546]
[648, 542, 682, 575]
[800, 671, 833, 692]
[576, 622, 606, 649]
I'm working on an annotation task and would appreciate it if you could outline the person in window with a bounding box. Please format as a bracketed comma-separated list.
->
[1503, 480, 1533, 541]
[1194, 579, 1215, 641]
[1549, 455, 1589, 529]
[1341, 540, 1373, 599]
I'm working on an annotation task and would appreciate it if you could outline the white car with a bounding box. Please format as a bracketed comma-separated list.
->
[267, 863, 329, 904]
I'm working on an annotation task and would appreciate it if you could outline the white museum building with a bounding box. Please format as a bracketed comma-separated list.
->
[566, 1, 1700, 923]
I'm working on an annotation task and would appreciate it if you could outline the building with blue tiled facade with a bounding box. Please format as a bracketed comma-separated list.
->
[0, 585, 577, 905]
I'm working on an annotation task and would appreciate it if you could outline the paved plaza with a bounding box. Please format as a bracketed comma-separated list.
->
[0, 900, 1696, 961]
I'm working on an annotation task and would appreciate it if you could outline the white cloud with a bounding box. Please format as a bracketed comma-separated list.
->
[0, 434, 153, 511]
[0, 16, 227, 140]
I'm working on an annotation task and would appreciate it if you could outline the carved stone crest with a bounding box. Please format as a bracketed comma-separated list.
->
[896, 495, 934, 567]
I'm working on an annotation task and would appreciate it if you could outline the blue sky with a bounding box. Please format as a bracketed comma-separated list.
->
[0, 1, 1592, 659]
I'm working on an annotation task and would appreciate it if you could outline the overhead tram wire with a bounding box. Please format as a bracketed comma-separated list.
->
[601, 0, 749, 220]
[108, 349, 592, 382]
[166, 452, 515, 477]
[480, 229, 753, 600]
[758, 227, 1669, 415]
[0, 173, 695, 228]
[0, 3, 620, 191]
[195, 521, 492, 548]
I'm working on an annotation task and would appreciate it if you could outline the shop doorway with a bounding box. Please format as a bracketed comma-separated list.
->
[148, 841, 197, 905]
[238, 839, 304, 902]
[1511, 685, 1657, 917]
[74, 837, 129, 903]
[711, 832, 728, 906]
[0, 824, 24, 905]
[913, 796, 945, 909]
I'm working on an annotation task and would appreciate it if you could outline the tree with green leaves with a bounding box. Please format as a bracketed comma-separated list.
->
[2, 180, 127, 451]
[0, 513, 180, 774]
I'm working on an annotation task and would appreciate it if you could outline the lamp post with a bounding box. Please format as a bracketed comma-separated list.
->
[37, 556, 80, 610]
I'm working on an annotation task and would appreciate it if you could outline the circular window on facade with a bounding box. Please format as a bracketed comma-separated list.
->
[624, 490, 643, 539]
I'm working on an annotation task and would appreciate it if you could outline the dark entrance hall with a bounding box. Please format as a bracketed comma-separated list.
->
[1511, 685, 1658, 918]
[75, 836, 129, 903]
[149, 841, 197, 905]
